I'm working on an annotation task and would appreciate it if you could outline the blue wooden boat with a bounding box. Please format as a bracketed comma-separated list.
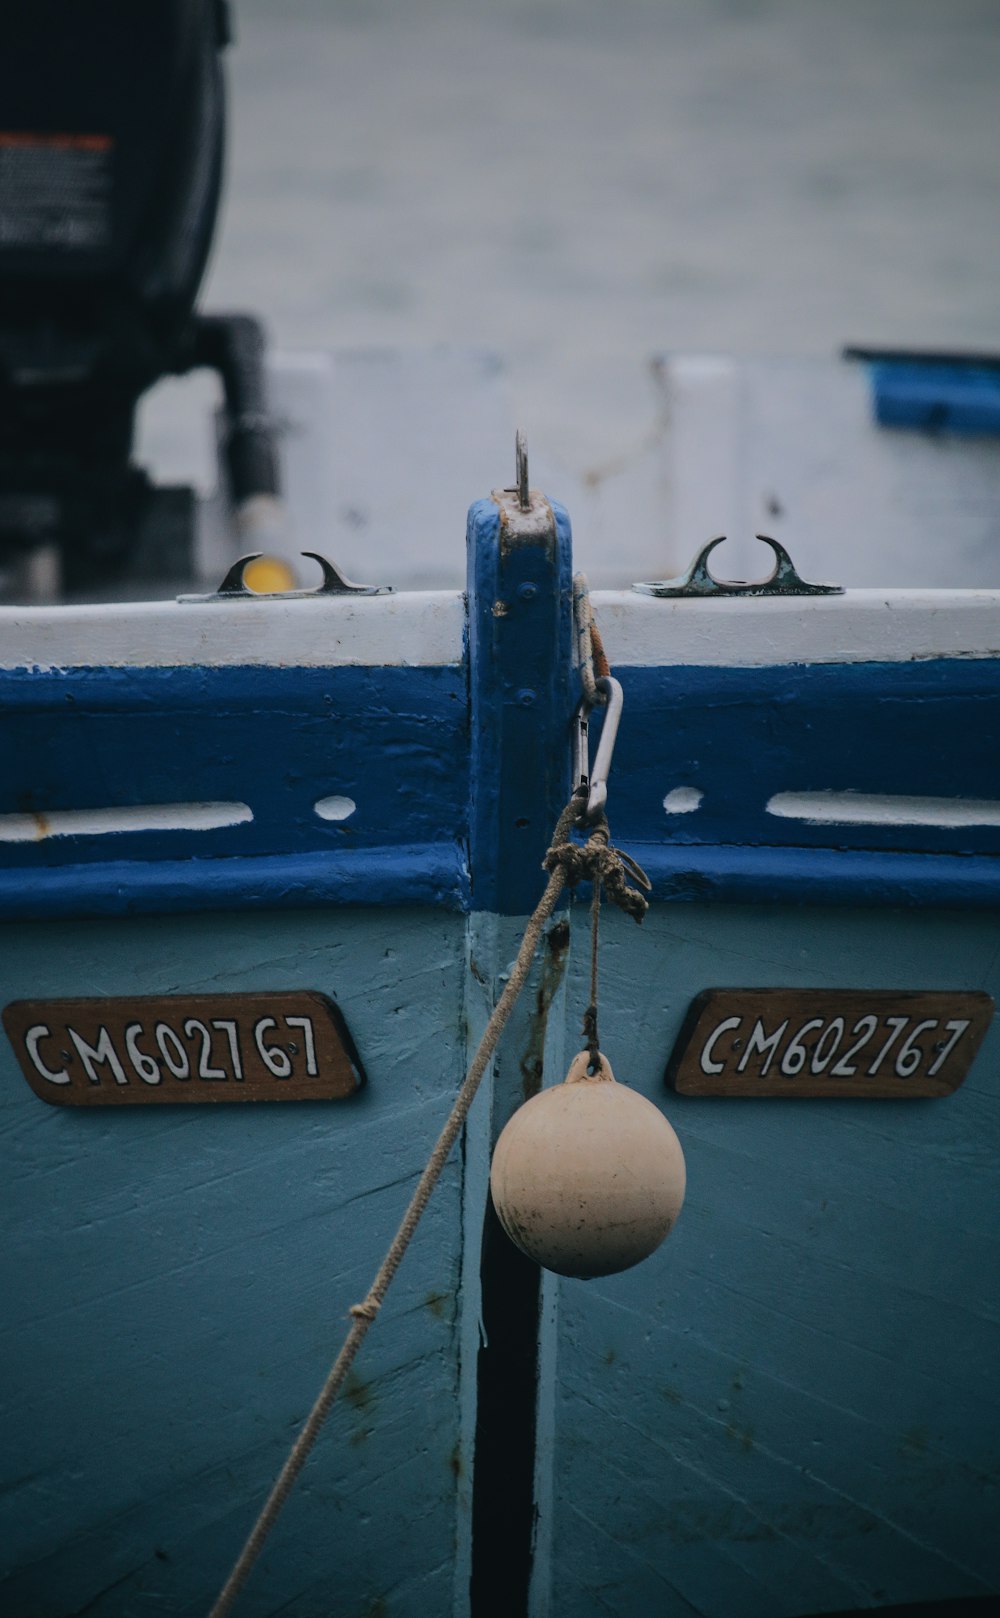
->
[2, 404, 999, 1615]
[2, 7, 998, 1616]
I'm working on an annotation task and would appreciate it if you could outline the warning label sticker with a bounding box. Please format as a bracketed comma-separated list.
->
[0, 132, 113, 251]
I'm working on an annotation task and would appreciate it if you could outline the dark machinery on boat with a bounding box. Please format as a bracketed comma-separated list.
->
[0, 0, 280, 597]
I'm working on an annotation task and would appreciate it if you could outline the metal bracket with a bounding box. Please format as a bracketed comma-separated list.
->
[178, 551, 391, 603]
[633, 535, 843, 598]
[573, 674, 624, 821]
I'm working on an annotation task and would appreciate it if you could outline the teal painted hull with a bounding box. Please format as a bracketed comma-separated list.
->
[545, 904, 1000, 1616]
[1, 909, 469, 1616]
[2, 902, 997, 1616]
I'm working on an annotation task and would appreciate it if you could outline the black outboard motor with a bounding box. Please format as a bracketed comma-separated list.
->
[0, 0, 280, 596]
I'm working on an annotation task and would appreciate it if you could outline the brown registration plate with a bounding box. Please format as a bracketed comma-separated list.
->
[3, 992, 364, 1106]
[666, 989, 993, 1098]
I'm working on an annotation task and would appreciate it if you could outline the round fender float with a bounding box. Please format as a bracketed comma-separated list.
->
[490, 1049, 686, 1279]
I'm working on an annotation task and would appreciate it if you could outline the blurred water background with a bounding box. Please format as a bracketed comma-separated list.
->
[131, 0, 1000, 582]
[201, 1, 999, 461]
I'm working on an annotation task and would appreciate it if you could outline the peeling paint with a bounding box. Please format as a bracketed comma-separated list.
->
[724, 1421, 755, 1455]
[344, 1371, 375, 1419]
[898, 1424, 930, 1460]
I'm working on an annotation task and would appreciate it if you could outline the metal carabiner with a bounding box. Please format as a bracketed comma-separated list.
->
[573, 674, 623, 821]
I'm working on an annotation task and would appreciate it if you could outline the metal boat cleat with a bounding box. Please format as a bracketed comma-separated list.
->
[633, 534, 843, 598]
[178, 551, 391, 602]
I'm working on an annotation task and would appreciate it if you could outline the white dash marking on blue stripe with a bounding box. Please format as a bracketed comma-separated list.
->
[767, 791, 1000, 829]
[663, 787, 704, 814]
[314, 795, 357, 822]
[0, 803, 253, 842]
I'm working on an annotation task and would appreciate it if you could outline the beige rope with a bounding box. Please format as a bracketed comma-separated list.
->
[573, 572, 610, 706]
[208, 590, 640, 1617]
[208, 794, 588, 1618]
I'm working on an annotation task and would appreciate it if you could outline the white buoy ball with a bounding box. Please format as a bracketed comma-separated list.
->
[490, 1050, 686, 1279]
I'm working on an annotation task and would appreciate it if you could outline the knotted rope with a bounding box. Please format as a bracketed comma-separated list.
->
[544, 810, 649, 925]
[546, 804, 650, 1068]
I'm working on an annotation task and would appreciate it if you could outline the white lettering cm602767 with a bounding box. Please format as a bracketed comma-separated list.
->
[699, 1011, 971, 1082]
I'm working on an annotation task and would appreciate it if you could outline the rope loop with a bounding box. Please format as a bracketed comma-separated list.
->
[573, 573, 611, 707]
[544, 802, 650, 925]
[349, 1300, 380, 1323]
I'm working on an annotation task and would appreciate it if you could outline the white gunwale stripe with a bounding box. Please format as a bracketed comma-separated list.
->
[1, 589, 998, 671]
[591, 589, 1000, 666]
[0, 591, 465, 670]
[0, 802, 253, 843]
[767, 792, 1000, 830]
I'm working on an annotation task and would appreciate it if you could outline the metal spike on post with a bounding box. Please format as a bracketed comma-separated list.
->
[515, 428, 529, 512]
